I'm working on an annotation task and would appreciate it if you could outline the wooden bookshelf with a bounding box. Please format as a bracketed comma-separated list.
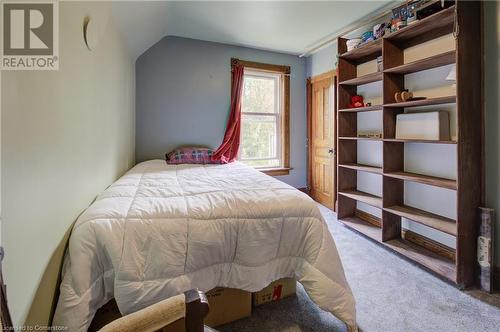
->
[383, 138, 457, 144]
[384, 238, 456, 281]
[339, 137, 456, 144]
[384, 205, 456, 236]
[340, 215, 456, 281]
[339, 38, 382, 64]
[339, 163, 383, 174]
[339, 72, 383, 86]
[338, 105, 383, 113]
[336, 2, 483, 286]
[384, 5, 455, 48]
[338, 189, 382, 208]
[383, 171, 457, 190]
[341, 216, 382, 241]
[384, 51, 455, 75]
[384, 96, 456, 108]
[339, 136, 383, 141]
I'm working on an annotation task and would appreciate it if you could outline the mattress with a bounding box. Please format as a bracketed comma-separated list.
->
[53, 160, 356, 331]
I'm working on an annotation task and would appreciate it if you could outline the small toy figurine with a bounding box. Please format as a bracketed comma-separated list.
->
[349, 95, 364, 108]
[394, 89, 426, 103]
[373, 23, 387, 39]
[395, 90, 413, 102]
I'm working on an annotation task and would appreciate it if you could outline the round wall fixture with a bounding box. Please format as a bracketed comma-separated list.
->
[83, 17, 99, 51]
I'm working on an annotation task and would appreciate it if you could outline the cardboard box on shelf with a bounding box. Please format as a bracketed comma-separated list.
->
[204, 287, 251, 327]
[395, 111, 450, 141]
[252, 278, 296, 306]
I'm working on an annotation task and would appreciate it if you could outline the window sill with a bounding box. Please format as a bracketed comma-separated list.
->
[259, 167, 292, 176]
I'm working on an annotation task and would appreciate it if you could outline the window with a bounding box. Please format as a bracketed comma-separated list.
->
[240, 70, 282, 168]
[233, 59, 290, 174]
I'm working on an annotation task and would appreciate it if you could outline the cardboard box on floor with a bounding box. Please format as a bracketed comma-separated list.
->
[252, 278, 296, 306]
[204, 278, 296, 327]
[204, 287, 252, 327]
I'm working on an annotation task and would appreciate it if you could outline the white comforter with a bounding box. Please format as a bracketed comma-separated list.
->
[53, 160, 356, 331]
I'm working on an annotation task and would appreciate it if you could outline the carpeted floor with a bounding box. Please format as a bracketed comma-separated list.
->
[219, 204, 500, 332]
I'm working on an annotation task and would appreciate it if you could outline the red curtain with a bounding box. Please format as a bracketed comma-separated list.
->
[212, 64, 245, 163]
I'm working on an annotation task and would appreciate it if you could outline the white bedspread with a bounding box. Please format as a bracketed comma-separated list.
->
[53, 160, 356, 331]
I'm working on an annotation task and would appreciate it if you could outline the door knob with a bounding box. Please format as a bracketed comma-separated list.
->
[328, 148, 335, 154]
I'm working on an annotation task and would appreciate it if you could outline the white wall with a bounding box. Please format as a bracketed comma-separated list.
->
[1, 2, 135, 327]
[307, 8, 499, 264]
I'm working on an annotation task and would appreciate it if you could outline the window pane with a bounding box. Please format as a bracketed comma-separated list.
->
[242, 75, 277, 114]
[240, 114, 278, 160]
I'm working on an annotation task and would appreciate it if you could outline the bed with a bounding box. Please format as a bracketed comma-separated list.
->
[53, 160, 356, 331]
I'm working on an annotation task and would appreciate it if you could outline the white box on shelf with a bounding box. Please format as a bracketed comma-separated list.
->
[395, 111, 450, 140]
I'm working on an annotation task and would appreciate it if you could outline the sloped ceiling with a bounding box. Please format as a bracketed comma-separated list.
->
[111, 1, 393, 60]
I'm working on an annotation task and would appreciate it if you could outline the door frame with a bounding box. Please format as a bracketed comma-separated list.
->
[306, 69, 337, 211]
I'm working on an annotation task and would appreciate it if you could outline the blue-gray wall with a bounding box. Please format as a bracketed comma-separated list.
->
[136, 36, 307, 187]
[306, 43, 336, 77]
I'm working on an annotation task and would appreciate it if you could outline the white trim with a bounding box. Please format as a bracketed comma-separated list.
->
[299, 1, 399, 57]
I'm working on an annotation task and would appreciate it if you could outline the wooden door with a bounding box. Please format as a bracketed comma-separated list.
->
[309, 73, 336, 210]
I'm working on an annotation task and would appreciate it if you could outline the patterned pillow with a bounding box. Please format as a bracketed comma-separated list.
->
[166, 147, 220, 164]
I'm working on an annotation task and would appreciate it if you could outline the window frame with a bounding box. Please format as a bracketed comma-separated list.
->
[232, 58, 291, 176]
[240, 69, 282, 168]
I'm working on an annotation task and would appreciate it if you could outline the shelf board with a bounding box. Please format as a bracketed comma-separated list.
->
[384, 238, 456, 282]
[339, 7, 455, 60]
[338, 190, 382, 208]
[384, 171, 457, 190]
[383, 138, 457, 144]
[383, 96, 456, 108]
[385, 6, 455, 48]
[384, 51, 456, 75]
[339, 136, 383, 142]
[339, 39, 382, 64]
[340, 216, 456, 282]
[339, 105, 383, 113]
[384, 205, 456, 236]
[339, 216, 382, 241]
[339, 72, 382, 86]
[339, 163, 383, 174]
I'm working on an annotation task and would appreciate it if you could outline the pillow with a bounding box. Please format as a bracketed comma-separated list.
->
[166, 147, 220, 164]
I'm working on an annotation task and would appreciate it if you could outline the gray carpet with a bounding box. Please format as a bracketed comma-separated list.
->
[219, 204, 500, 332]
